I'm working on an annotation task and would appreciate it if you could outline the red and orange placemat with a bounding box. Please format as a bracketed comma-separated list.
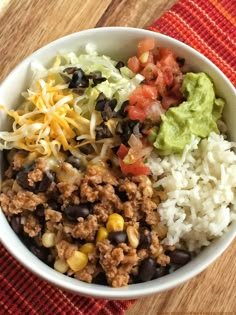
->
[0, 0, 235, 314]
[149, 0, 236, 86]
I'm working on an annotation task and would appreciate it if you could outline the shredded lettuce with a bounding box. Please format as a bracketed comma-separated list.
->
[0, 46, 144, 159]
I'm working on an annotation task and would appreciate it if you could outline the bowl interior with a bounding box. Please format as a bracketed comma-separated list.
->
[0, 27, 235, 299]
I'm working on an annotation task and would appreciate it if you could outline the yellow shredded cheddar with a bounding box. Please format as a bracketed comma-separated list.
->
[0, 77, 90, 158]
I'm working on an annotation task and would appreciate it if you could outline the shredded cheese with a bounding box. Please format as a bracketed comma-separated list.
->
[0, 49, 141, 162]
[0, 76, 90, 158]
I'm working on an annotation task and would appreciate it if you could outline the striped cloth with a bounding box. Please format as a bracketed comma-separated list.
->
[0, 0, 235, 314]
[149, 0, 236, 86]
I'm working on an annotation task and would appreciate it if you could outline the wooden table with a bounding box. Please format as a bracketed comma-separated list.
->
[0, 1, 235, 314]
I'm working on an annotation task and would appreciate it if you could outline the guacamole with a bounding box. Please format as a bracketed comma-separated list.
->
[152, 72, 224, 155]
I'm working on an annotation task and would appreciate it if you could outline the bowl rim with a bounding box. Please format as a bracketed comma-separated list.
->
[0, 26, 236, 299]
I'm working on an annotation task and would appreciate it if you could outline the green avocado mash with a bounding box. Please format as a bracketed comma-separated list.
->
[152, 72, 224, 155]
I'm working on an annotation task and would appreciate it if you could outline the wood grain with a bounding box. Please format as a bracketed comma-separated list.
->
[126, 239, 236, 314]
[0, 1, 235, 314]
[96, 0, 175, 28]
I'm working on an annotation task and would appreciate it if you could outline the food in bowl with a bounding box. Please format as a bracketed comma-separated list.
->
[0, 37, 235, 288]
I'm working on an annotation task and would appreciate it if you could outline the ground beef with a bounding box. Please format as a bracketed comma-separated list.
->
[98, 240, 139, 287]
[80, 164, 118, 202]
[0, 151, 179, 288]
[23, 214, 41, 237]
[57, 182, 79, 199]
[141, 199, 159, 225]
[93, 202, 114, 223]
[75, 264, 97, 283]
[132, 175, 153, 198]
[149, 231, 170, 266]
[71, 215, 98, 241]
[56, 240, 77, 260]
[28, 168, 44, 186]
[11, 151, 28, 171]
[45, 209, 62, 222]
[0, 189, 45, 215]
[119, 178, 138, 199]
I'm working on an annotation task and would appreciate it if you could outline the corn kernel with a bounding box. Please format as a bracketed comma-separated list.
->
[66, 251, 88, 272]
[42, 232, 55, 248]
[80, 243, 95, 254]
[126, 226, 139, 248]
[54, 259, 69, 274]
[108, 213, 124, 223]
[106, 219, 124, 232]
[96, 227, 108, 243]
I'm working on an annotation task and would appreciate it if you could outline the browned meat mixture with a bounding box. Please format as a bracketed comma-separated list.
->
[0, 150, 190, 287]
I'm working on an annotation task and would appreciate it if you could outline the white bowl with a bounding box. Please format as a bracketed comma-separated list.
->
[0, 27, 235, 300]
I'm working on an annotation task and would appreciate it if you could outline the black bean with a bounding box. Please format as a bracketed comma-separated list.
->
[86, 71, 102, 79]
[95, 123, 112, 141]
[66, 156, 81, 169]
[139, 220, 150, 229]
[16, 170, 35, 191]
[64, 204, 91, 221]
[115, 122, 123, 134]
[46, 187, 60, 201]
[36, 171, 54, 193]
[167, 249, 191, 265]
[115, 120, 141, 145]
[95, 99, 108, 111]
[106, 159, 113, 168]
[47, 200, 61, 212]
[10, 215, 23, 234]
[115, 100, 129, 118]
[63, 67, 79, 74]
[92, 77, 107, 86]
[68, 69, 89, 89]
[101, 108, 112, 122]
[29, 244, 50, 263]
[72, 87, 86, 95]
[153, 265, 169, 279]
[79, 144, 95, 155]
[34, 204, 46, 225]
[138, 230, 152, 249]
[115, 61, 125, 71]
[138, 257, 156, 282]
[108, 99, 117, 111]
[108, 231, 128, 245]
[35, 204, 45, 217]
[96, 92, 107, 102]
[111, 146, 120, 154]
[101, 104, 113, 122]
[176, 57, 185, 67]
[115, 188, 129, 202]
[93, 272, 108, 285]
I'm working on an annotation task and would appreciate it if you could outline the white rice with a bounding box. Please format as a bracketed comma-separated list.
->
[147, 132, 236, 251]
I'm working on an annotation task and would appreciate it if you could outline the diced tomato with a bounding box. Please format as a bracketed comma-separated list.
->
[155, 65, 166, 96]
[128, 56, 140, 73]
[117, 144, 129, 159]
[129, 87, 150, 109]
[126, 106, 146, 121]
[159, 48, 177, 67]
[137, 38, 155, 56]
[142, 84, 158, 99]
[120, 159, 151, 176]
[141, 63, 158, 81]
[161, 96, 180, 110]
[162, 67, 174, 86]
